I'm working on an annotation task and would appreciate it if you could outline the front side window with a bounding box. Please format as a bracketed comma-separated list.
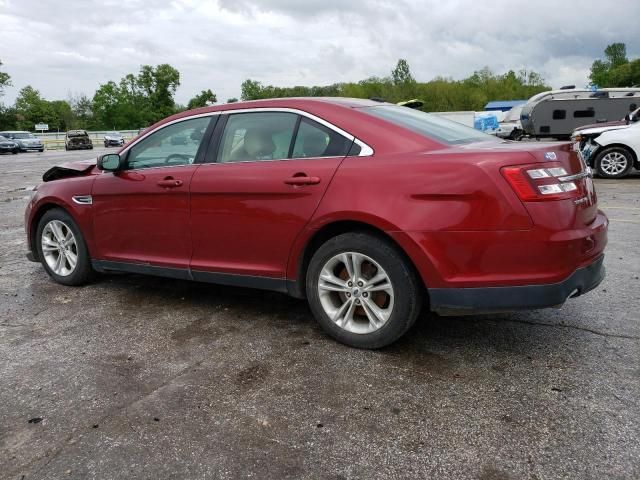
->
[126, 116, 211, 170]
[291, 118, 353, 158]
[217, 112, 298, 163]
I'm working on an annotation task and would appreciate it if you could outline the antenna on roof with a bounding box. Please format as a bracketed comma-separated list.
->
[559, 85, 576, 90]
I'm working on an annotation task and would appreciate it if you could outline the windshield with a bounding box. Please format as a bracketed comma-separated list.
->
[0, 136, 8, 141]
[12, 132, 35, 139]
[107, 132, 121, 136]
[362, 105, 493, 145]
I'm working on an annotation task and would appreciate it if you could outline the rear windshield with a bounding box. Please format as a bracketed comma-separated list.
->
[68, 131, 88, 137]
[362, 105, 493, 145]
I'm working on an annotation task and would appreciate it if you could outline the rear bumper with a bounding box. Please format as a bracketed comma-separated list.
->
[429, 254, 605, 315]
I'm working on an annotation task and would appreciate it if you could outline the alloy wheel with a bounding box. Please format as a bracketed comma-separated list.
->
[600, 151, 628, 176]
[41, 220, 79, 277]
[317, 252, 394, 334]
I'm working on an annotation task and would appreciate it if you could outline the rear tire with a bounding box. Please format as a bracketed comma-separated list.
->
[306, 232, 422, 349]
[595, 147, 633, 179]
[36, 208, 94, 286]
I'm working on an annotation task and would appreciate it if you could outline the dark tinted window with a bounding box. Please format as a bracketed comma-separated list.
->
[362, 105, 492, 145]
[574, 110, 595, 118]
[552, 110, 566, 120]
[291, 118, 352, 158]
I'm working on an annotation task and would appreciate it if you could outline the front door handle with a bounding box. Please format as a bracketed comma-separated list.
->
[157, 177, 183, 188]
[284, 175, 321, 186]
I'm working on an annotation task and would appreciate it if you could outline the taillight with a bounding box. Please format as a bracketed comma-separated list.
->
[501, 163, 582, 201]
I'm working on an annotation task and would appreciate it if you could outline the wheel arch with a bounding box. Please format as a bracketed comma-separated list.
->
[595, 143, 638, 166]
[287, 219, 432, 302]
[29, 201, 84, 261]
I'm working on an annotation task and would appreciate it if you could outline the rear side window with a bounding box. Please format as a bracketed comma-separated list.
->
[362, 105, 492, 145]
[291, 118, 353, 158]
[216, 112, 354, 163]
[217, 112, 298, 163]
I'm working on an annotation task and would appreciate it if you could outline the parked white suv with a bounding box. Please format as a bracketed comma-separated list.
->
[572, 122, 640, 178]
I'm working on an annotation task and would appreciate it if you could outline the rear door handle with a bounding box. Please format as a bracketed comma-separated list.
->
[284, 176, 321, 186]
[157, 177, 183, 188]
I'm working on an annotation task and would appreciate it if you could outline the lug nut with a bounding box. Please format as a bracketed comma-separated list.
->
[357, 281, 363, 287]
[348, 281, 353, 287]
[363, 292, 368, 298]
[355, 300, 361, 305]
[346, 293, 351, 297]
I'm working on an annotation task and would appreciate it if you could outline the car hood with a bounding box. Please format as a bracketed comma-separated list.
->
[42, 159, 97, 182]
[573, 124, 630, 136]
[575, 120, 626, 131]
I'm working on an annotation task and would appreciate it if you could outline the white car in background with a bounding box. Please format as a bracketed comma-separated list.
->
[572, 121, 640, 178]
[494, 105, 524, 140]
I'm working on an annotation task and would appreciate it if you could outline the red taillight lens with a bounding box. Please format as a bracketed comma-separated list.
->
[501, 163, 582, 202]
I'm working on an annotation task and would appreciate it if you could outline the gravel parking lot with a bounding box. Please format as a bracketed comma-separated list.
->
[1, 149, 639, 480]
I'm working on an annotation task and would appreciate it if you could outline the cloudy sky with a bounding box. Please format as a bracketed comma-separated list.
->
[1, 0, 638, 105]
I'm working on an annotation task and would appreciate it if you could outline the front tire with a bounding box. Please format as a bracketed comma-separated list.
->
[306, 232, 422, 349]
[36, 208, 93, 286]
[595, 147, 633, 179]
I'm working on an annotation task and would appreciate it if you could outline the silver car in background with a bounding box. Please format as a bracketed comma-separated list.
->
[0, 131, 45, 152]
[103, 131, 125, 147]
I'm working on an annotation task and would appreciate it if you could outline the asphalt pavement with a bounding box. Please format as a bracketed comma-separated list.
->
[0, 148, 638, 480]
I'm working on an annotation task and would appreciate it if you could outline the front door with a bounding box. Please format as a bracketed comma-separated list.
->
[189, 112, 355, 280]
[92, 116, 213, 269]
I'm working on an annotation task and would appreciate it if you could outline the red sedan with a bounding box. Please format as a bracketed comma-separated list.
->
[24, 98, 608, 348]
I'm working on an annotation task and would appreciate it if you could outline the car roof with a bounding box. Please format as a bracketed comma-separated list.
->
[147, 97, 394, 134]
[191, 97, 389, 114]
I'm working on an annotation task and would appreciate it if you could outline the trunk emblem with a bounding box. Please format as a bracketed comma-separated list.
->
[544, 152, 557, 160]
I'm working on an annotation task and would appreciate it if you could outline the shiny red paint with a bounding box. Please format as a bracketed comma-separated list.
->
[25, 98, 607, 302]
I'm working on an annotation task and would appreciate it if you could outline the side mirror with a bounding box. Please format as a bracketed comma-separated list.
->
[97, 153, 122, 172]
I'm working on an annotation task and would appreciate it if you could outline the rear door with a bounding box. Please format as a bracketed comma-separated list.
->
[189, 111, 354, 280]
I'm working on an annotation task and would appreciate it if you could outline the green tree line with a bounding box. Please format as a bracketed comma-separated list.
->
[0, 43, 635, 132]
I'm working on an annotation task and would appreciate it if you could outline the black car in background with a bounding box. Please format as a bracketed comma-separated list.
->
[65, 130, 93, 151]
[103, 132, 125, 147]
[0, 135, 19, 154]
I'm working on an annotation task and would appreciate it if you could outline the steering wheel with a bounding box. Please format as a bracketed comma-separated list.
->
[164, 153, 194, 165]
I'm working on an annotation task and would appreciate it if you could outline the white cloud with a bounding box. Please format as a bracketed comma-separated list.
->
[0, 0, 638, 106]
